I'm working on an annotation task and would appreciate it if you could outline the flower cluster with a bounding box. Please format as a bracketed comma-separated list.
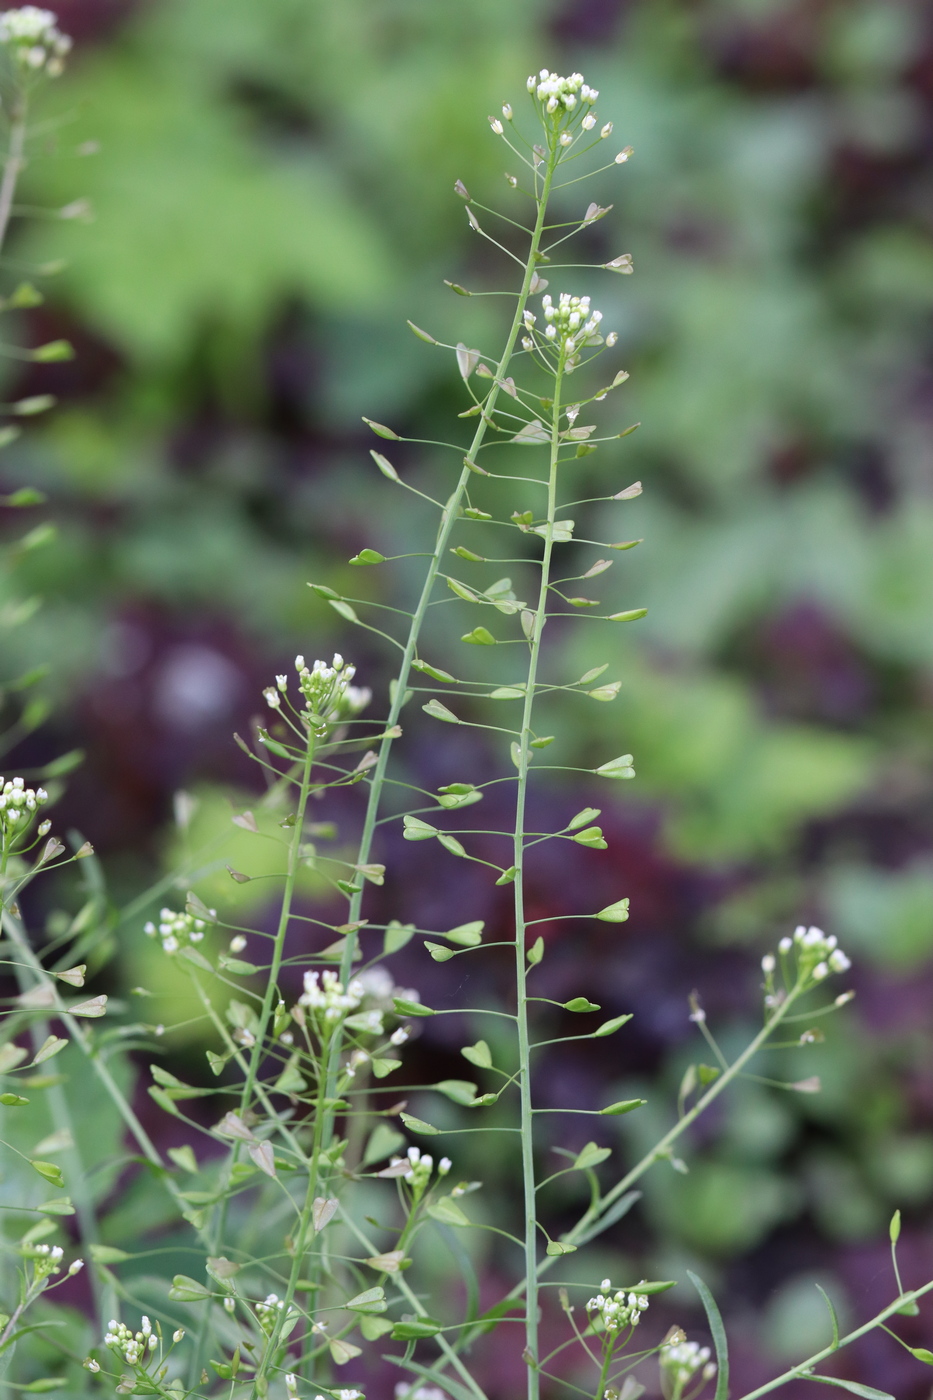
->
[387, 1145, 452, 1191]
[522, 293, 616, 371]
[299, 968, 364, 1021]
[585, 1281, 649, 1332]
[0, 7, 71, 75]
[143, 906, 213, 956]
[265, 653, 370, 737]
[0, 777, 48, 843]
[255, 1293, 297, 1335]
[660, 1337, 717, 1387]
[104, 1317, 157, 1367]
[762, 924, 852, 990]
[26, 1242, 63, 1280]
[527, 69, 597, 114]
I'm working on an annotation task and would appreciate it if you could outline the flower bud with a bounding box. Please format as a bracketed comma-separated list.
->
[502, 103, 512, 120]
[601, 122, 613, 138]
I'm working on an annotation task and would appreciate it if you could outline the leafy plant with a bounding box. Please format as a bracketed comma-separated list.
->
[2, 22, 932, 1400]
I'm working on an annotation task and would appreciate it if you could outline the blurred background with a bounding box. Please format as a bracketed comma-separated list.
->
[2, 0, 933, 1394]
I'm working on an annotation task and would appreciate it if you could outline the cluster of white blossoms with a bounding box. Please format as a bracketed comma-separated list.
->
[660, 1337, 717, 1387]
[522, 293, 617, 368]
[387, 1145, 452, 1190]
[265, 653, 370, 738]
[0, 7, 71, 74]
[143, 906, 213, 956]
[307, 1388, 362, 1400]
[527, 69, 597, 113]
[299, 969, 364, 1021]
[255, 1293, 297, 1334]
[104, 1317, 158, 1367]
[762, 925, 852, 991]
[586, 1281, 649, 1332]
[26, 1242, 76, 1280]
[0, 776, 49, 842]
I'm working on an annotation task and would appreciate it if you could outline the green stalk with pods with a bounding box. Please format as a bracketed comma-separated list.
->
[1, 28, 932, 1400]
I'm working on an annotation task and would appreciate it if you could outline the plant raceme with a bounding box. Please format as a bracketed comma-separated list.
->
[1, 37, 933, 1400]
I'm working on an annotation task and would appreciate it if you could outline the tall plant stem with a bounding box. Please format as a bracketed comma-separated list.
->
[190, 734, 316, 1388]
[321, 146, 561, 1113]
[0, 107, 26, 253]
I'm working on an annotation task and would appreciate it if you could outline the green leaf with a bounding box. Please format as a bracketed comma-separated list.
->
[345, 1286, 387, 1314]
[889, 1209, 901, 1243]
[571, 825, 607, 849]
[29, 1161, 64, 1187]
[546, 1240, 576, 1255]
[564, 997, 600, 1012]
[361, 1315, 395, 1340]
[805, 1382, 894, 1399]
[452, 546, 485, 561]
[391, 1319, 441, 1340]
[588, 682, 621, 702]
[423, 698, 460, 724]
[362, 416, 399, 439]
[31, 1036, 68, 1066]
[447, 577, 481, 602]
[370, 450, 399, 481]
[427, 1196, 470, 1227]
[595, 1014, 633, 1037]
[393, 998, 435, 1017]
[437, 834, 466, 857]
[909, 1349, 933, 1366]
[461, 627, 496, 645]
[403, 815, 438, 841]
[634, 1280, 678, 1295]
[371, 1057, 401, 1078]
[596, 898, 630, 923]
[329, 599, 359, 623]
[446, 921, 484, 946]
[349, 548, 386, 565]
[425, 941, 455, 962]
[527, 936, 544, 965]
[573, 1142, 611, 1171]
[600, 1099, 646, 1116]
[35, 1198, 74, 1216]
[687, 1272, 729, 1400]
[90, 1244, 132, 1264]
[461, 1040, 492, 1069]
[0, 1093, 28, 1106]
[411, 659, 455, 682]
[568, 807, 601, 830]
[435, 1079, 478, 1105]
[168, 1275, 212, 1302]
[32, 340, 75, 362]
[399, 1113, 439, 1135]
[384, 921, 415, 954]
[596, 755, 636, 780]
[608, 608, 648, 622]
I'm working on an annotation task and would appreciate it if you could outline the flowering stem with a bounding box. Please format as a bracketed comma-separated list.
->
[0, 106, 26, 255]
[512, 301, 566, 1400]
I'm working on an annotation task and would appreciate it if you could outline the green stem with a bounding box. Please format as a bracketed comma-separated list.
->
[0, 107, 26, 255]
[737, 1277, 933, 1400]
[512, 314, 565, 1400]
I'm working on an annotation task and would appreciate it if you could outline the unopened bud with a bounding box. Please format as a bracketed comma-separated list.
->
[601, 122, 613, 138]
[489, 116, 504, 135]
[502, 103, 513, 120]
[615, 146, 633, 163]
[68, 1258, 84, 1275]
[454, 179, 470, 200]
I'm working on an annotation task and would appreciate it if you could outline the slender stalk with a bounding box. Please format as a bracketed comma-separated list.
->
[512, 292, 565, 1399]
[0, 106, 26, 253]
[736, 1277, 933, 1400]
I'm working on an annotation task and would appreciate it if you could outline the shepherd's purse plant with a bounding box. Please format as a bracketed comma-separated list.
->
[2, 24, 933, 1400]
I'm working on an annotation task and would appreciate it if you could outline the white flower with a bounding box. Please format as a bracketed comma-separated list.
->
[615, 149, 630, 163]
[300, 969, 363, 1020]
[68, 1258, 84, 1275]
[761, 954, 776, 974]
[489, 116, 504, 134]
[586, 1283, 649, 1331]
[601, 122, 613, 138]
[173, 1329, 185, 1343]
[661, 1337, 715, 1386]
[582, 113, 596, 130]
[559, 132, 573, 146]
[502, 103, 512, 120]
[390, 1026, 409, 1045]
[230, 935, 247, 953]
[438, 1157, 452, 1174]
[605, 331, 618, 347]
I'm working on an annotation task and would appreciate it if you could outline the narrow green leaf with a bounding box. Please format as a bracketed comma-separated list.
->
[362, 416, 399, 439]
[909, 1348, 933, 1365]
[370, 450, 399, 481]
[391, 1319, 441, 1340]
[393, 998, 435, 1017]
[407, 320, 437, 344]
[889, 1209, 901, 1243]
[89, 1244, 131, 1264]
[687, 1271, 729, 1400]
[805, 1381, 894, 1399]
[411, 659, 455, 682]
[600, 1099, 646, 1116]
[815, 1284, 839, 1350]
[437, 833, 466, 857]
[594, 1013, 633, 1037]
[399, 1113, 440, 1135]
[345, 1286, 387, 1314]
[329, 599, 359, 623]
[423, 698, 460, 724]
